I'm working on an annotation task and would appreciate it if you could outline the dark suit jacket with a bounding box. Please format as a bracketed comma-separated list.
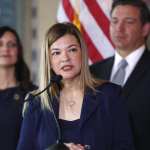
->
[17, 83, 134, 150]
[90, 50, 150, 150]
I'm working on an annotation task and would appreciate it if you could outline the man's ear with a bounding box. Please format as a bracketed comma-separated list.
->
[142, 23, 150, 37]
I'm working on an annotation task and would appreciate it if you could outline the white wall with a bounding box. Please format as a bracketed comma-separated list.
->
[31, 0, 59, 82]
[37, 0, 59, 49]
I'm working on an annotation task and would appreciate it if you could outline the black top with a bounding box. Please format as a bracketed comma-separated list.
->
[0, 85, 36, 150]
[59, 119, 80, 144]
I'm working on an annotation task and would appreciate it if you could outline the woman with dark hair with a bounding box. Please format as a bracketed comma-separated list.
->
[0, 26, 36, 150]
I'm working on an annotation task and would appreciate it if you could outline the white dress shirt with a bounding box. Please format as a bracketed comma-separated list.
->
[110, 45, 145, 86]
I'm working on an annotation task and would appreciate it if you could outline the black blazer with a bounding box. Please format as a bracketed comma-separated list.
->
[90, 50, 150, 150]
[17, 84, 134, 150]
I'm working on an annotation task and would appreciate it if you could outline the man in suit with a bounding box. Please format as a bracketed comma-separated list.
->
[90, 0, 150, 150]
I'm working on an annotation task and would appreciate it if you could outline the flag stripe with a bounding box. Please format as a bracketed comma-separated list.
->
[57, 0, 114, 63]
[62, 0, 103, 62]
[84, 0, 112, 44]
[96, 0, 112, 19]
[63, 0, 74, 21]
[82, 27, 103, 62]
[79, 1, 114, 58]
[57, 1, 69, 22]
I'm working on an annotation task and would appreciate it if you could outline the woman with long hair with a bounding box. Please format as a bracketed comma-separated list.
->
[17, 22, 134, 150]
[0, 26, 35, 150]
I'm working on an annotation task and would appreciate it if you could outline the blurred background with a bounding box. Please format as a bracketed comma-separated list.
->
[0, 0, 59, 83]
[0, 0, 149, 84]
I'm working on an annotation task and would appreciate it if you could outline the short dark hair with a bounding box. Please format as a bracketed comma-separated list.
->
[111, 0, 150, 25]
[0, 26, 32, 89]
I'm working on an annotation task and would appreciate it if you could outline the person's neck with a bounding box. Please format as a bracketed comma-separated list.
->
[0, 67, 18, 90]
[116, 43, 145, 58]
[61, 76, 83, 102]
[62, 76, 82, 91]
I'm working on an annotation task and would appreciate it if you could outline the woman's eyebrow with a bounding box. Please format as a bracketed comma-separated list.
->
[51, 44, 79, 51]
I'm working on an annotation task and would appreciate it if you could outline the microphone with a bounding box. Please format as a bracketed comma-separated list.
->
[35, 75, 62, 96]
[37, 75, 68, 150]
[50, 75, 63, 85]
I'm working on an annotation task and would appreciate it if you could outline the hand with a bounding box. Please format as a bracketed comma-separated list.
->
[65, 143, 85, 150]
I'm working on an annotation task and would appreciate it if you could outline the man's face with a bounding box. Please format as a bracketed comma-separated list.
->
[110, 5, 149, 54]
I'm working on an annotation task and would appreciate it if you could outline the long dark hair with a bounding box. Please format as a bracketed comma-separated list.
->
[0, 26, 32, 90]
[111, 0, 150, 25]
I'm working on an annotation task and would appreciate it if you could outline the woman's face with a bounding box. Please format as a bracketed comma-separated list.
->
[0, 31, 18, 67]
[50, 34, 82, 80]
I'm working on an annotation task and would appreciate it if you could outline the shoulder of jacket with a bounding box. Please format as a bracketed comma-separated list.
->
[23, 93, 42, 117]
[91, 56, 114, 67]
[95, 82, 122, 95]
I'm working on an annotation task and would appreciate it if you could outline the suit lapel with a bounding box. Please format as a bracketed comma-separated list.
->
[79, 88, 103, 127]
[103, 57, 114, 80]
[123, 50, 150, 97]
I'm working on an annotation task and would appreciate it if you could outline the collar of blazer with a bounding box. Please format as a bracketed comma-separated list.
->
[52, 87, 104, 128]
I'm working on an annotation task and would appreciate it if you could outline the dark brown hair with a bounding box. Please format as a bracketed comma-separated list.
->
[111, 0, 150, 25]
[0, 26, 32, 90]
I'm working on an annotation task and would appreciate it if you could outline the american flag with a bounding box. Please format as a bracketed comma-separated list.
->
[57, 0, 115, 64]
